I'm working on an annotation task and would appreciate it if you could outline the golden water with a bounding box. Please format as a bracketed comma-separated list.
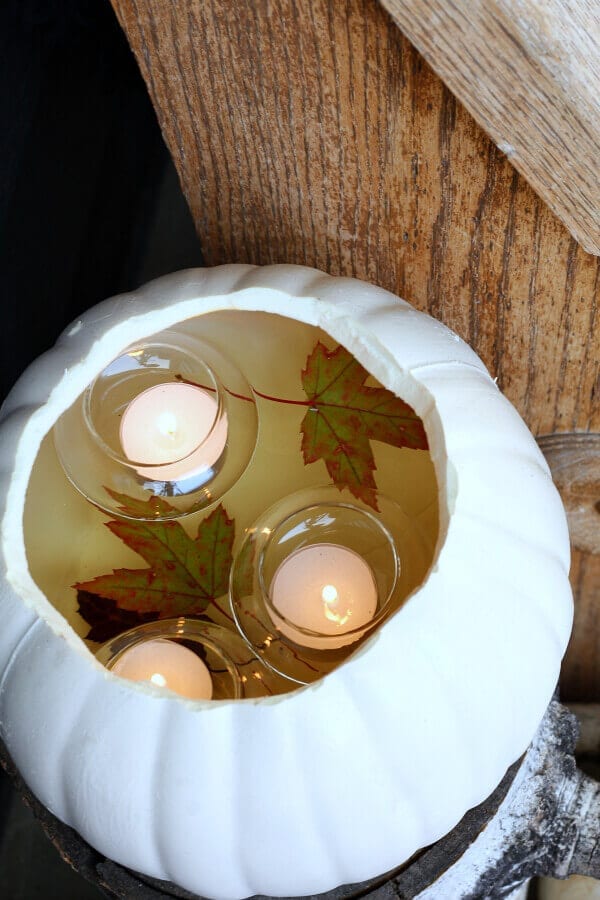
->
[24, 311, 439, 679]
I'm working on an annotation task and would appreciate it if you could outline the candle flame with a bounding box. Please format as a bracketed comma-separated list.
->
[150, 672, 167, 688]
[321, 584, 351, 627]
[156, 411, 178, 438]
[321, 584, 338, 604]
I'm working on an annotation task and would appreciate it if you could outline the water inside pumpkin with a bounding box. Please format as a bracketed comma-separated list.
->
[24, 310, 439, 695]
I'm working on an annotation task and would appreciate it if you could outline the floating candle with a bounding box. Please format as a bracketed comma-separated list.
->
[269, 543, 378, 649]
[119, 382, 227, 481]
[111, 639, 213, 700]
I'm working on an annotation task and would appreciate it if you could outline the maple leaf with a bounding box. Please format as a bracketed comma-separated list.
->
[102, 487, 177, 519]
[300, 342, 428, 510]
[77, 591, 160, 644]
[75, 502, 235, 640]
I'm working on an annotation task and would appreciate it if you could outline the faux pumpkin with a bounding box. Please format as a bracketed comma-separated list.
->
[0, 264, 572, 898]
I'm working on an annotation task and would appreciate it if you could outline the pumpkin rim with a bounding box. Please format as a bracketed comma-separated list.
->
[3, 263, 451, 705]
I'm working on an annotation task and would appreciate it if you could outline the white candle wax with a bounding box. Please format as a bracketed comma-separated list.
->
[269, 543, 378, 649]
[119, 382, 227, 481]
[111, 639, 213, 700]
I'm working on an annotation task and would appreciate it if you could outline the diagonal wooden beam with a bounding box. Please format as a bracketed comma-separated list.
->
[380, 0, 600, 255]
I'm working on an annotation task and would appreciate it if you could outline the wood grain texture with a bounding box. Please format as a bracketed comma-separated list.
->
[379, 0, 600, 255]
[563, 549, 600, 702]
[109, 0, 599, 694]
[537, 434, 600, 702]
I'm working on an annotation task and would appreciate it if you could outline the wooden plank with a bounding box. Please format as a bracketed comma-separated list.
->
[537, 435, 600, 703]
[109, 0, 599, 692]
[379, 0, 600, 255]
[563, 550, 600, 702]
[109, 0, 599, 431]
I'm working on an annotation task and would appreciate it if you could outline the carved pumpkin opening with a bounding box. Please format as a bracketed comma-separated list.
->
[23, 309, 439, 695]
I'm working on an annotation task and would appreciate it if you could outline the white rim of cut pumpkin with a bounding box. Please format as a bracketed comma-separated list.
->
[2, 264, 554, 713]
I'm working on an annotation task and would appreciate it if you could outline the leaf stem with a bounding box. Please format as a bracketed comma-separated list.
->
[252, 388, 311, 406]
[175, 374, 310, 406]
[206, 597, 235, 624]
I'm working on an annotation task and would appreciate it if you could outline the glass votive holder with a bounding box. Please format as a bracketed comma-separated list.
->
[96, 618, 293, 700]
[54, 329, 258, 520]
[230, 486, 430, 684]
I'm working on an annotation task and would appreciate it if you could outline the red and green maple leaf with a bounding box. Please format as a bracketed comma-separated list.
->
[75, 498, 235, 642]
[101, 487, 178, 520]
[300, 342, 428, 510]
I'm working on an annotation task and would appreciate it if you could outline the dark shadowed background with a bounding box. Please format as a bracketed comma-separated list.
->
[1, 0, 202, 401]
[0, 0, 202, 894]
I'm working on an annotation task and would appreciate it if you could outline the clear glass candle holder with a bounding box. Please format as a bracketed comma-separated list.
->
[97, 618, 293, 700]
[54, 329, 258, 520]
[230, 486, 431, 684]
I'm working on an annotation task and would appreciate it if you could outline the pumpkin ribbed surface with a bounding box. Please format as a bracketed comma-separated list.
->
[0, 265, 572, 898]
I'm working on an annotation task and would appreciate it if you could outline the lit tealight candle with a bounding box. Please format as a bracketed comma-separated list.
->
[269, 543, 378, 649]
[120, 382, 227, 481]
[111, 639, 213, 700]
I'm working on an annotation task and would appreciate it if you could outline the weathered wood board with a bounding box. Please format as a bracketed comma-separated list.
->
[109, 0, 599, 698]
[379, 0, 600, 255]
[564, 550, 600, 701]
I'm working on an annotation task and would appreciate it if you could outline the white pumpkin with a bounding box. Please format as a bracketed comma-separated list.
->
[0, 264, 572, 899]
